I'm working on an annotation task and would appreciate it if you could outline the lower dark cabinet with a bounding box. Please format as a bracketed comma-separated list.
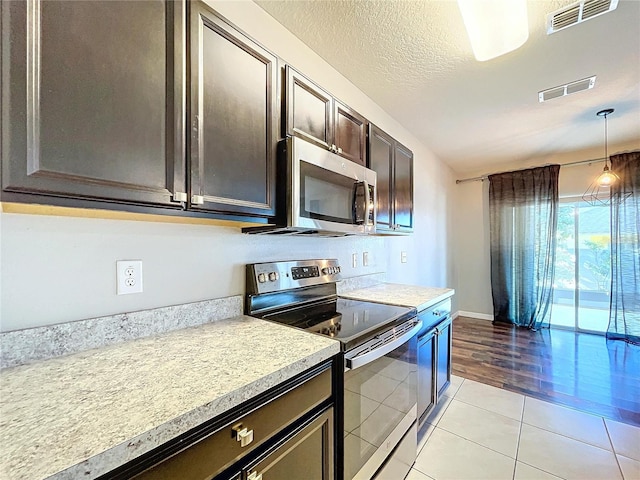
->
[417, 329, 436, 426]
[119, 363, 335, 480]
[436, 319, 452, 399]
[416, 300, 452, 426]
[243, 408, 333, 480]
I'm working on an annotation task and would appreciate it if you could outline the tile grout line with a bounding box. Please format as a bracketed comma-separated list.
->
[603, 418, 626, 479]
[520, 413, 618, 454]
[452, 394, 525, 423]
[453, 374, 640, 429]
[458, 385, 617, 454]
[434, 423, 519, 463]
[512, 396, 526, 480]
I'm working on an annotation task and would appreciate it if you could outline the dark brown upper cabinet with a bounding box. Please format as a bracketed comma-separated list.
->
[189, 2, 278, 217]
[368, 124, 414, 234]
[1, 0, 186, 207]
[285, 66, 367, 166]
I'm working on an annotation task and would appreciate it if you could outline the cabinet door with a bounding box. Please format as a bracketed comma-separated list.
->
[1, 0, 186, 207]
[368, 124, 394, 231]
[190, 3, 277, 217]
[417, 330, 436, 426]
[285, 66, 333, 151]
[334, 101, 367, 166]
[244, 408, 334, 480]
[393, 142, 414, 232]
[436, 319, 452, 399]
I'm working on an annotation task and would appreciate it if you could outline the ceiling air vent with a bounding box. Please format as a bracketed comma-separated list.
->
[547, 0, 619, 34]
[539, 76, 596, 103]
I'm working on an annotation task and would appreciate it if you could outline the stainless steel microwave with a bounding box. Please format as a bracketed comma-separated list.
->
[244, 136, 376, 236]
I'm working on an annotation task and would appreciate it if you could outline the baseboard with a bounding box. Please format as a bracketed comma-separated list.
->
[455, 310, 494, 321]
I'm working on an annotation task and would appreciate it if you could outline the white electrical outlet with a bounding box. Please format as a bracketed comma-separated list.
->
[352, 253, 358, 268]
[363, 251, 369, 266]
[117, 260, 143, 295]
[401, 251, 408, 264]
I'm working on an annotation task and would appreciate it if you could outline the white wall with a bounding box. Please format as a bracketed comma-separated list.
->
[453, 143, 639, 318]
[0, 0, 455, 332]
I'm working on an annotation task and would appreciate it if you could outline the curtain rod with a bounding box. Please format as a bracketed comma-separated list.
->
[455, 156, 606, 184]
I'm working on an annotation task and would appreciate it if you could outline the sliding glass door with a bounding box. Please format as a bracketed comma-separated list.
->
[551, 200, 611, 333]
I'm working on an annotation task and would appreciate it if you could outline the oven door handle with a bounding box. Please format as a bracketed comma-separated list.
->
[345, 319, 422, 371]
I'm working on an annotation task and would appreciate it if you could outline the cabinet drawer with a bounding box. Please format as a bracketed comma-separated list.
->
[133, 368, 332, 480]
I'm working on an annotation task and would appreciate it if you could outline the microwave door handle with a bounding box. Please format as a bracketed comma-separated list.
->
[353, 181, 366, 224]
[363, 181, 373, 226]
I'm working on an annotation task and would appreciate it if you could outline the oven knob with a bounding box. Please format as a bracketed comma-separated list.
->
[321, 267, 329, 275]
[268, 272, 279, 282]
[336, 266, 341, 273]
[257, 273, 266, 283]
[329, 267, 335, 274]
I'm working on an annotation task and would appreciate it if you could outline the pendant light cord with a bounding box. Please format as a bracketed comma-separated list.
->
[604, 111, 609, 168]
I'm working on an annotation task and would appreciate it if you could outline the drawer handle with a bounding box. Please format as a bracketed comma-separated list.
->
[248, 471, 263, 480]
[232, 424, 254, 447]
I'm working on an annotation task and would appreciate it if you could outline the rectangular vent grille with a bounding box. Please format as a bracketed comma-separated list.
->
[539, 76, 596, 102]
[547, 0, 618, 34]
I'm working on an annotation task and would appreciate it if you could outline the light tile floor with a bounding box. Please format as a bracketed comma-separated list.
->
[407, 375, 640, 480]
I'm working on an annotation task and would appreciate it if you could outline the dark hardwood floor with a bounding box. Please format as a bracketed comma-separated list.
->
[452, 316, 640, 427]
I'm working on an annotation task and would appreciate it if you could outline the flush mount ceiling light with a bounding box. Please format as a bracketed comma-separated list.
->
[457, 0, 529, 61]
[582, 108, 631, 206]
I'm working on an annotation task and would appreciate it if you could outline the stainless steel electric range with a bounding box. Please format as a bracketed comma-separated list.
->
[246, 259, 422, 480]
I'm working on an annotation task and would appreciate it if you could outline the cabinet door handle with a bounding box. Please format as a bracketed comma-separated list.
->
[337, 146, 343, 154]
[232, 424, 254, 447]
[191, 194, 204, 205]
[247, 471, 263, 480]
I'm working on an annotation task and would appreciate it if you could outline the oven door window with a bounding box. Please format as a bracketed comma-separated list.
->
[343, 336, 417, 479]
[300, 161, 356, 224]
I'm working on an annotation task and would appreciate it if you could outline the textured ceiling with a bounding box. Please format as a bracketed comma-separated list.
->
[255, 0, 640, 175]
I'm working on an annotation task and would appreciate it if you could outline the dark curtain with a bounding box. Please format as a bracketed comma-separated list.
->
[608, 151, 640, 345]
[489, 165, 560, 329]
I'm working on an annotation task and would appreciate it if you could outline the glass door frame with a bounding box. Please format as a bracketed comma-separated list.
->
[552, 196, 611, 335]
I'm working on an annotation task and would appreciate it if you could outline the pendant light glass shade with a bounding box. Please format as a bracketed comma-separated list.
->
[582, 109, 630, 206]
[457, 0, 529, 61]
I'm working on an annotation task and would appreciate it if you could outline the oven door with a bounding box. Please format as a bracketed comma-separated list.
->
[290, 136, 376, 234]
[343, 319, 421, 480]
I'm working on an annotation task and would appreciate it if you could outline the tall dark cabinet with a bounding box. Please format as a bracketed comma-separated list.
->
[189, 2, 278, 217]
[285, 66, 367, 166]
[368, 124, 414, 233]
[1, 0, 186, 207]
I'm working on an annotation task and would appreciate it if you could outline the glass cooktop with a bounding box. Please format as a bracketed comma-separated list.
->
[262, 297, 416, 351]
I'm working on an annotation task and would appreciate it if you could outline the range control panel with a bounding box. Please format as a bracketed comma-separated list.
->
[246, 259, 342, 295]
[291, 266, 320, 280]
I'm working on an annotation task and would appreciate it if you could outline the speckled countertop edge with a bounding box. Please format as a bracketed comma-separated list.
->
[0, 316, 340, 480]
[339, 283, 454, 312]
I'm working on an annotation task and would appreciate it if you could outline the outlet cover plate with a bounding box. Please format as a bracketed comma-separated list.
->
[117, 260, 143, 295]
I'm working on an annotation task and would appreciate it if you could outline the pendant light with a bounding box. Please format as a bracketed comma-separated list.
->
[582, 109, 629, 206]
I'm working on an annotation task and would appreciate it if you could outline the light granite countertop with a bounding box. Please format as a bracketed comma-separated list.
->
[0, 315, 340, 480]
[340, 283, 454, 312]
